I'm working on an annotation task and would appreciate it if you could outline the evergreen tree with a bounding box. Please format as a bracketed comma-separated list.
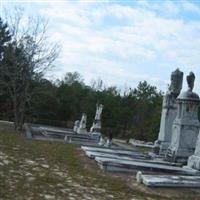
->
[0, 17, 11, 59]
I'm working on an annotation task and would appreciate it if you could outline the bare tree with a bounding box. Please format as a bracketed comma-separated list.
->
[0, 8, 61, 131]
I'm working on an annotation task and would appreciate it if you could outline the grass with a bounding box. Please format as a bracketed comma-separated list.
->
[0, 122, 198, 200]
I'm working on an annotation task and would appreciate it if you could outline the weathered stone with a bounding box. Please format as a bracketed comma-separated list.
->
[95, 157, 199, 174]
[166, 72, 200, 163]
[77, 113, 88, 134]
[81, 146, 148, 158]
[154, 69, 183, 155]
[98, 136, 106, 146]
[129, 139, 154, 148]
[90, 103, 103, 133]
[24, 123, 32, 139]
[140, 174, 200, 187]
[85, 150, 180, 166]
[187, 131, 200, 170]
[73, 120, 80, 133]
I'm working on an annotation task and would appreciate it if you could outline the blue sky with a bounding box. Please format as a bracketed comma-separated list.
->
[1, 0, 200, 92]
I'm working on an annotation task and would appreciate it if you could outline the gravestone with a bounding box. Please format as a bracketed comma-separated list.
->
[73, 120, 80, 133]
[77, 113, 88, 134]
[154, 69, 183, 155]
[90, 103, 103, 133]
[98, 136, 106, 146]
[165, 72, 200, 163]
[187, 131, 200, 170]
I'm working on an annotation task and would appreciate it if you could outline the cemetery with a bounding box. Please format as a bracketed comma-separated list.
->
[1, 2, 200, 199]
[17, 69, 200, 195]
[2, 68, 200, 199]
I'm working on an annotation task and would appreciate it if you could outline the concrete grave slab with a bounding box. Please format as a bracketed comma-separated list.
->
[140, 174, 200, 187]
[81, 146, 148, 158]
[85, 151, 180, 166]
[95, 157, 199, 175]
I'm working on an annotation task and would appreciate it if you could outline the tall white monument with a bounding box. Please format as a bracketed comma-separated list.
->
[154, 69, 183, 155]
[77, 113, 88, 134]
[165, 72, 200, 163]
[90, 103, 104, 133]
[73, 120, 80, 133]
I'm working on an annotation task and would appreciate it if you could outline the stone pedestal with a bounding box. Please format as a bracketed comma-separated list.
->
[165, 72, 200, 163]
[154, 69, 183, 155]
[187, 132, 200, 170]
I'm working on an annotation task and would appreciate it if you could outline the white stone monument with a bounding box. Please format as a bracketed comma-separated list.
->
[187, 132, 200, 171]
[154, 69, 183, 155]
[98, 136, 106, 146]
[73, 120, 80, 133]
[165, 72, 200, 163]
[77, 113, 88, 134]
[90, 103, 104, 133]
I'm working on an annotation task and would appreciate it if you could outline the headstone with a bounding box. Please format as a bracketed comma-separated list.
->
[154, 69, 183, 155]
[104, 138, 112, 147]
[24, 123, 32, 139]
[165, 72, 200, 163]
[77, 113, 88, 134]
[90, 103, 104, 133]
[98, 136, 106, 146]
[73, 120, 80, 133]
[187, 132, 200, 170]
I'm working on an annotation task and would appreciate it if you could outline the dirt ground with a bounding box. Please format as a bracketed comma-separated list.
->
[1, 121, 200, 200]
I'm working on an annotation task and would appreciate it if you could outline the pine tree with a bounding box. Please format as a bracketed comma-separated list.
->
[0, 17, 11, 59]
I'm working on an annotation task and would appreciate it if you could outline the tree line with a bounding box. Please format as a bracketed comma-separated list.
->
[0, 11, 163, 141]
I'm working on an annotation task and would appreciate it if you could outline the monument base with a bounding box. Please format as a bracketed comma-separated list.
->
[153, 140, 170, 156]
[187, 155, 200, 170]
[165, 147, 194, 164]
[159, 141, 171, 156]
[77, 128, 88, 134]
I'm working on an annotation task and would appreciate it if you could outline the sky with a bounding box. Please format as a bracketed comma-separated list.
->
[1, 0, 200, 92]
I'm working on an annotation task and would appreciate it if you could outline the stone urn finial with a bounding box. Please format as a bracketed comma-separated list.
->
[187, 72, 195, 92]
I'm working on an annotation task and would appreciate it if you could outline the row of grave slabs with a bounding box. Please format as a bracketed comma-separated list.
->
[81, 145, 200, 188]
[25, 123, 200, 188]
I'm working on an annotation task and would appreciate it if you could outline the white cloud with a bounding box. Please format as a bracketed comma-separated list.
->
[5, 1, 200, 91]
[182, 1, 200, 14]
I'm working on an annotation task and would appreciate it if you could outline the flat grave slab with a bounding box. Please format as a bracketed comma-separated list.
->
[86, 150, 145, 160]
[40, 127, 74, 134]
[95, 157, 199, 175]
[39, 125, 73, 132]
[33, 135, 99, 146]
[140, 175, 200, 187]
[81, 146, 149, 158]
[85, 151, 179, 166]
[33, 136, 65, 143]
